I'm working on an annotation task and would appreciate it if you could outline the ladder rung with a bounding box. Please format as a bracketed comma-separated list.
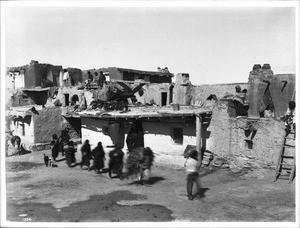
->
[202, 122, 210, 124]
[285, 137, 295, 140]
[281, 155, 294, 159]
[279, 163, 293, 166]
[283, 145, 295, 148]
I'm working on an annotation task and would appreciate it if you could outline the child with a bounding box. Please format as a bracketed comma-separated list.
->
[184, 150, 202, 200]
[281, 101, 296, 134]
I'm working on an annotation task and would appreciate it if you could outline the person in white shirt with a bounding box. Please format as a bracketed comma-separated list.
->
[184, 150, 202, 200]
[63, 69, 70, 86]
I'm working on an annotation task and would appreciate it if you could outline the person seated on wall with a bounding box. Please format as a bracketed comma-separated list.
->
[281, 101, 296, 134]
[224, 86, 248, 117]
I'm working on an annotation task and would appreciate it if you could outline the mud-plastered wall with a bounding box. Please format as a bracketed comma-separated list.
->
[135, 83, 172, 106]
[80, 118, 130, 151]
[33, 107, 63, 143]
[206, 102, 286, 167]
[143, 120, 196, 167]
[191, 83, 248, 106]
[10, 115, 34, 144]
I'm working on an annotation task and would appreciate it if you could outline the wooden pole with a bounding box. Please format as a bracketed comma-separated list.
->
[196, 114, 202, 170]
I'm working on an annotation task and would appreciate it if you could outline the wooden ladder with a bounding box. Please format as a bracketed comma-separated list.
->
[274, 130, 296, 183]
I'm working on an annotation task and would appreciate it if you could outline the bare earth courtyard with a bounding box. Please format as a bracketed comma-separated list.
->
[4, 149, 295, 224]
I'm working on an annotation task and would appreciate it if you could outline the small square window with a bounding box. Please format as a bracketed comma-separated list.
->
[171, 127, 183, 144]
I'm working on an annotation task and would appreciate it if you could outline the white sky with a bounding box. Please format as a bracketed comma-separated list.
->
[3, 2, 297, 85]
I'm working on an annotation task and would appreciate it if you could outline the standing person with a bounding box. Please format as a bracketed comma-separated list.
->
[65, 140, 76, 167]
[94, 72, 99, 85]
[99, 71, 106, 87]
[87, 71, 93, 85]
[81, 140, 92, 171]
[63, 69, 70, 86]
[51, 134, 60, 162]
[184, 150, 202, 200]
[91, 142, 106, 174]
[108, 147, 124, 179]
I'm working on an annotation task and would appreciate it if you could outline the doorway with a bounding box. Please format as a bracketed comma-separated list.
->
[161, 92, 167, 106]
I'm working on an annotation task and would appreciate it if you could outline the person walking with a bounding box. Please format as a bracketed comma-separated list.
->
[65, 141, 76, 167]
[108, 147, 124, 179]
[91, 142, 106, 173]
[81, 140, 91, 171]
[184, 150, 202, 200]
[51, 134, 60, 162]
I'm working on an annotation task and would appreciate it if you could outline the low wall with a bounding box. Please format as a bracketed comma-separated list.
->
[206, 101, 286, 167]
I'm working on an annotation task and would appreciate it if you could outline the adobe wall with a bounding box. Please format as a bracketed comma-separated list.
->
[143, 120, 196, 167]
[33, 107, 63, 143]
[81, 118, 132, 152]
[9, 115, 35, 144]
[191, 83, 248, 106]
[206, 101, 286, 167]
[135, 83, 172, 106]
[26, 62, 63, 88]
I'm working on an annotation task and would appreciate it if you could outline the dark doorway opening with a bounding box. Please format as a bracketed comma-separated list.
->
[161, 92, 167, 106]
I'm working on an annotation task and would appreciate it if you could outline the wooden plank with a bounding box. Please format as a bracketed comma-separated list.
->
[196, 114, 202, 170]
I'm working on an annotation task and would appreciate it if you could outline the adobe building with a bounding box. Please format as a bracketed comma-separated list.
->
[6, 106, 63, 151]
[64, 105, 212, 166]
[82, 67, 174, 83]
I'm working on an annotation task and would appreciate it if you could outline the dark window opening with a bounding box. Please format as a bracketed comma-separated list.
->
[21, 123, 25, 136]
[161, 92, 167, 106]
[169, 86, 174, 104]
[123, 72, 134, 81]
[171, 127, 183, 144]
[64, 94, 70, 106]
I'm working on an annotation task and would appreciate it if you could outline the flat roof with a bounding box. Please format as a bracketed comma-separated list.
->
[64, 106, 212, 119]
[7, 105, 44, 118]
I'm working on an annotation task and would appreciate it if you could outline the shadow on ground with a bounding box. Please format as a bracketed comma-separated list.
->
[7, 190, 174, 222]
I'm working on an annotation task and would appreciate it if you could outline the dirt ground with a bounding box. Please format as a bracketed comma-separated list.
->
[4, 149, 296, 224]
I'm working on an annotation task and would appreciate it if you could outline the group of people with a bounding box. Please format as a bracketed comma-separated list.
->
[50, 130, 202, 199]
[87, 71, 106, 87]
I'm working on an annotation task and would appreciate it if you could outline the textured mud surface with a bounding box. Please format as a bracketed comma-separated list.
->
[4, 150, 296, 223]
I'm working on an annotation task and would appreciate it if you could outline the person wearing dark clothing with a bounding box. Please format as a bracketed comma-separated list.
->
[65, 141, 76, 167]
[99, 71, 106, 87]
[126, 127, 144, 152]
[51, 134, 60, 161]
[92, 142, 106, 173]
[59, 129, 70, 156]
[108, 147, 124, 179]
[87, 71, 93, 84]
[81, 140, 92, 170]
[126, 128, 138, 152]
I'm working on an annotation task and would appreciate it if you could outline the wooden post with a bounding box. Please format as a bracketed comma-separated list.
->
[196, 114, 202, 170]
